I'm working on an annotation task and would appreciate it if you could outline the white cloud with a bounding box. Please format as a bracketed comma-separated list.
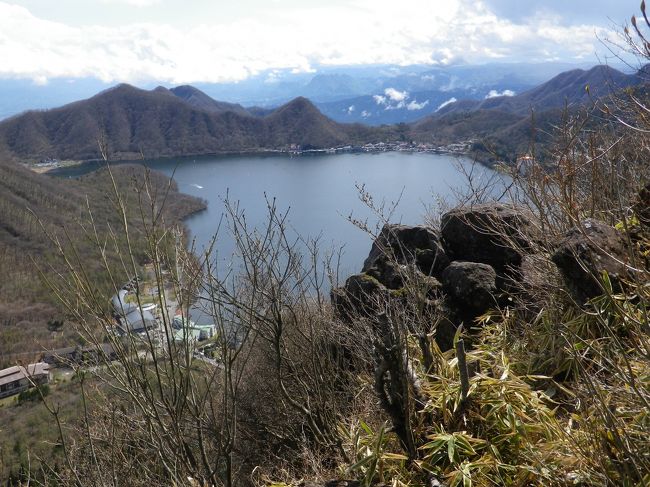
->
[32, 75, 49, 86]
[384, 87, 408, 102]
[361, 110, 371, 118]
[407, 99, 429, 110]
[436, 97, 457, 111]
[347, 105, 355, 114]
[0, 0, 620, 84]
[485, 89, 516, 98]
[99, 0, 161, 6]
[375, 87, 421, 110]
[265, 70, 282, 84]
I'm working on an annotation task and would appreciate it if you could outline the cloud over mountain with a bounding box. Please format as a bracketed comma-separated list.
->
[485, 89, 516, 99]
[373, 87, 429, 111]
[437, 97, 457, 111]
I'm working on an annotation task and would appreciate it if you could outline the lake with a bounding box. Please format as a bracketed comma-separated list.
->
[52, 151, 505, 280]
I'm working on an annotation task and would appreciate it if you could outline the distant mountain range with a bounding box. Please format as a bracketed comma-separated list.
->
[0, 63, 645, 164]
[433, 65, 642, 117]
[0, 84, 387, 162]
[0, 62, 599, 122]
[310, 63, 569, 125]
[409, 64, 647, 162]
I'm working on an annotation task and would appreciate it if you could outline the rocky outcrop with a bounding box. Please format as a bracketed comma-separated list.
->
[552, 219, 630, 303]
[440, 203, 539, 274]
[331, 202, 638, 349]
[332, 205, 539, 349]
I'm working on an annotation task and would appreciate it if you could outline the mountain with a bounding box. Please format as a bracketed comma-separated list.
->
[436, 65, 642, 117]
[0, 64, 641, 165]
[300, 73, 374, 101]
[169, 85, 250, 116]
[264, 96, 360, 148]
[0, 84, 382, 162]
[411, 109, 524, 143]
[192, 62, 592, 108]
[312, 64, 626, 126]
[315, 88, 514, 126]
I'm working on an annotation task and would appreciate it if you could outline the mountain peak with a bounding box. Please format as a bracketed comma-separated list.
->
[274, 96, 319, 114]
[107, 82, 139, 93]
[170, 85, 202, 97]
[170, 85, 249, 116]
[153, 85, 171, 94]
[90, 83, 145, 101]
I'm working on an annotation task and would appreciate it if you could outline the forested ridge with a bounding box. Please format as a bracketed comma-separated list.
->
[0, 85, 390, 163]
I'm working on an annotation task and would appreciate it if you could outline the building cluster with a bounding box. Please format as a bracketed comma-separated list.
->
[110, 279, 218, 349]
[2, 276, 218, 404]
[282, 140, 473, 155]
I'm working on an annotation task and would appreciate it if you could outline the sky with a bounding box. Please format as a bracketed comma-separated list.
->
[0, 0, 642, 84]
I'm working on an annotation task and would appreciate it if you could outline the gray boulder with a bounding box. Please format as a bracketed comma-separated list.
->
[440, 204, 539, 274]
[552, 219, 629, 303]
[331, 273, 388, 321]
[441, 261, 498, 320]
[365, 259, 407, 290]
[363, 224, 449, 279]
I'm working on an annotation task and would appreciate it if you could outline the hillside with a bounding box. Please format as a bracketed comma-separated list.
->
[0, 85, 383, 163]
[0, 160, 205, 365]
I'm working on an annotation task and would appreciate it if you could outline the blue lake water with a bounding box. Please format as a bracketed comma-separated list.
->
[52, 151, 504, 280]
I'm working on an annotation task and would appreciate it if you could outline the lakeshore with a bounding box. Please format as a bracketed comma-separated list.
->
[28, 139, 475, 175]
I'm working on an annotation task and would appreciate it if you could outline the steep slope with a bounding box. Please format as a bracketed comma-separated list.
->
[0, 160, 205, 364]
[0, 85, 374, 162]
